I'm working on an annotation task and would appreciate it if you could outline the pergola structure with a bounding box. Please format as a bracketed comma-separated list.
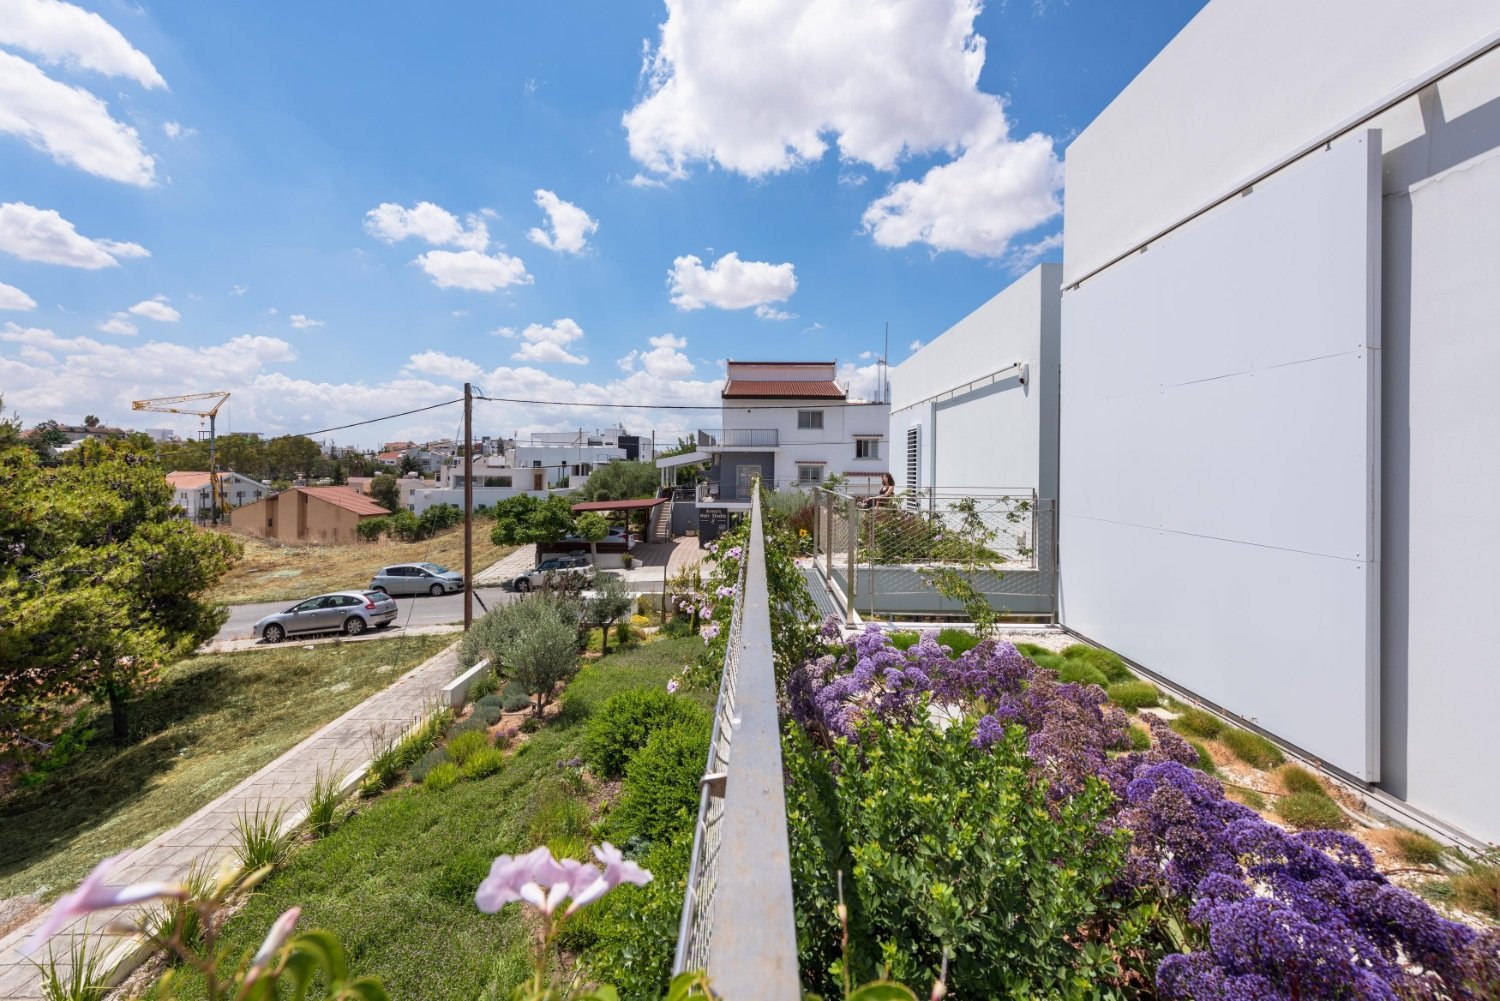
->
[569, 496, 667, 544]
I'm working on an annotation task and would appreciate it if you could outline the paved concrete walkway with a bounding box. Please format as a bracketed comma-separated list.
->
[0, 643, 463, 1000]
[473, 544, 536, 586]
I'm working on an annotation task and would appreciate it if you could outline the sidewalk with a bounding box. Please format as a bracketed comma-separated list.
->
[0, 643, 463, 1000]
[472, 544, 535, 586]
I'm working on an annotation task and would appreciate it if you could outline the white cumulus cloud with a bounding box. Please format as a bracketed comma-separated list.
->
[0, 0, 166, 88]
[363, 201, 488, 251]
[0, 50, 156, 186]
[527, 190, 598, 254]
[128, 296, 179, 322]
[668, 252, 797, 312]
[96, 313, 137, 336]
[623, 0, 1061, 257]
[289, 314, 324, 329]
[162, 121, 196, 140]
[754, 305, 795, 321]
[0, 282, 36, 310]
[0, 202, 149, 268]
[404, 350, 484, 383]
[505, 317, 588, 365]
[416, 249, 532, 292]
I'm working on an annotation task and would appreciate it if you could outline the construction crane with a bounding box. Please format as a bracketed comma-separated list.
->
[132, 392, 231, 524]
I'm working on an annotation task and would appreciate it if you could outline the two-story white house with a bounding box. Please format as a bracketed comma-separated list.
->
[662, 362, 888, 538]
[165, 470, 269, 521]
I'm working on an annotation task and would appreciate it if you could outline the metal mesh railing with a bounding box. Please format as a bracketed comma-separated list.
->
[672, 483, 800, 994]
[813, 488, 1059, 622]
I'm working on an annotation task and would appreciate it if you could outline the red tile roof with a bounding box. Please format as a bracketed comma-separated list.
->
[299, 486, 391, 517]
[722, 379, 846, 399]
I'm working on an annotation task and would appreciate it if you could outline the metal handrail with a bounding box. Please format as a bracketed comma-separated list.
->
[672, 482, 800, 995]
[697, 428, 780, 448]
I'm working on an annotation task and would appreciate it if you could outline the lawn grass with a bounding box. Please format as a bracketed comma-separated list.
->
[0, 634, 453, 903]
[150, 638, 708, 1001]
[210, 525, 518, 604]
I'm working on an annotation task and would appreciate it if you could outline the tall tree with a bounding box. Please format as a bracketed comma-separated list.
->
[0, 445, 240, 748]
[25, 419, 68, 459]
[0, 395, 20, 450]
[490, 494, 576, 548]
[83, 414, 100, 429]
[370, 473, 401, 512]
[576, 460, 658, 502]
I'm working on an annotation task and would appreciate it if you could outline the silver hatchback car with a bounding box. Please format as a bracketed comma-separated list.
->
[369, 562, 465, 597]
[255, 591, 398, 643]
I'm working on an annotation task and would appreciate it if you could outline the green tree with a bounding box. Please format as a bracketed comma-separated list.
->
[25, 419, 67, 459]
[266, 436, 322, 480]
[0, 446, 240, 748]
[397, 452, 422, 477]
[490, 494, 576, 547]
[577, 460, 657, 502]
[655, 436, 697, 459]
[330, 461, 347, 485]
[83, 414, 100, 429]
[0, 395, 22, 450]
[575, 511, 609, 566]
[587, 575, 634, 656]
[370, 473, 401, 512]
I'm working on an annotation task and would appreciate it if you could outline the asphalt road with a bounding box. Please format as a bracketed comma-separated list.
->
[216, 586, 517, 641]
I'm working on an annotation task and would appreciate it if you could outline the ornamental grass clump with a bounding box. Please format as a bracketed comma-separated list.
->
[1453, 860, 1500, 920]
[1221, 727, 1285, 769]
[1387, 829, 1447, 867]
[785, 625, 1500, 1001]
[1276, 763, 1327, 797]
[422, 762, 461, 791]
[460, 746, 505, 780]
[446, 728, 489, 766]
[1275, 790, 1348, 830]
[1106, 679, 1160, 710]
[1169, 705, 1223, 740]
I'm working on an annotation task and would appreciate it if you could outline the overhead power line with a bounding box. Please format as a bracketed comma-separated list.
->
[473, 393, 887, 411]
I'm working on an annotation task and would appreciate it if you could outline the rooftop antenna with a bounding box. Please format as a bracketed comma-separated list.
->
[883, 321, 890, 403]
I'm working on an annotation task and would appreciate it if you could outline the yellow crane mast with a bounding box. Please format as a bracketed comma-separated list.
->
[132, 392, 231, 524]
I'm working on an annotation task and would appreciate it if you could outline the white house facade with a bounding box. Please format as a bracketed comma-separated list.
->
[165, 470, 268, 520]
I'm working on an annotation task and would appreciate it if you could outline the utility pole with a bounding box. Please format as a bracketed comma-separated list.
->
[463, 382, 474, 630]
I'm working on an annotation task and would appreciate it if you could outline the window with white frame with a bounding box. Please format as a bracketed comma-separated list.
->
[797, 463, 824, 485]
[797, 410, 824, 430]
[855, 437, 880, 459]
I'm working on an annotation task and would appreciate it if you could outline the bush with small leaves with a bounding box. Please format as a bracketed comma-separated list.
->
[447, 728, 490, 765]
[472, 701, 503, 725]
[520, 717, 541, 734]
[1221, 727, 1285, 769]
[1277, 763, 1327, 797]
[1275, 791, 1348, 830]
[578, 827, 693, 999]
[476, 692, 505, 711]
[1169, 706, 1223, 740]
[502, 683, 532, 713]
[582, 689, 709, 780]
[609, 715, 712, 845]
[1106, 680, 1160, 710]
[423, 762, 462, 791]
[1387, 829, 1447, 867]
[461, 746, 506, 780]
[410, 747, 449, 783]
[448, 714, 488, 738]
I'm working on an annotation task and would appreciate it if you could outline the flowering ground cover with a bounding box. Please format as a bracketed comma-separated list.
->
[144, 637, 708, 1001]
[784, 625, 1500, 999]
[0, 634, 454, 908]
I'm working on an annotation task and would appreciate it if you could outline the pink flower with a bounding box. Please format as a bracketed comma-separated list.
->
[244, 906, 301, 984]
[666, 679, 679, 694]
[476, 847, 603, 918]
[701, 623, 721, 643]
[22, 853, 186, 955]
[567, 843, 654, 915]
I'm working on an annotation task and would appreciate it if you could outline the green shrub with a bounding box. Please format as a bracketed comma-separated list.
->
[887, 631, 921, 651]
[409, 747, 448, 783]
[1222, 728, 1285, 770]
[448, 715, 489, 737]
[614, 619, 635, 648]
[446, 728, 489, 765]
[582, 689, 709, 780]
[422, 762, 462, 791]
[1060, 644, 1132, 683]
[520, 717, 541, 734]
[787, 712, 1132, 996]
[475, 693, 504, 711]
[472, 701, 503, 725]
[1277, 764, 1327, 797]
[1030, 652, 1065, 672]
[1276, 791, 1348, 830]
[1126, 724, 1152, 751]
[1387, 830, 1447, 867]
[501, 683, 532, 713]
[935, 628, 980, 656]
[610, 716, 712, 845]
[1057, 661, 1109, 687]
[233, 803, 291, 870]
[1453, 863, 1500, 920]
[1189, 740, 1217, 775]
[355, 517, 388, 542]
[547, 833, 589, 863]
[1106, 680, 1160, 710]
[578, 827, 693, 999]
[1014, 642, 1049, 659]
[304, 766, 342, 838]
[1170, 706, 1223, 740]
[460, 746, 506, 780]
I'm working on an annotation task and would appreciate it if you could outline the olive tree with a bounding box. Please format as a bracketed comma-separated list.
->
[587, 575, 635, 656]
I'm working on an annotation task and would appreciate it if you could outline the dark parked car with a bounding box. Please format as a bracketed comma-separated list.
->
[512, 555, 595, 592]
[369, 562, 464, 596]
[254, 591, 398, 643]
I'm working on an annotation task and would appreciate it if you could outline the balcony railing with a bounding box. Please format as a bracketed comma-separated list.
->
[697, 428, 779, 448]
[673, 482, 800, 996]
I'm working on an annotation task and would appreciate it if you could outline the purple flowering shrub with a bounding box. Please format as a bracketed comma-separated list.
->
[784, 625, 1499, 1000]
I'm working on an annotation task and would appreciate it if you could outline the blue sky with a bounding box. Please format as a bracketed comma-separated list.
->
[0, 0, 1206, 447]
